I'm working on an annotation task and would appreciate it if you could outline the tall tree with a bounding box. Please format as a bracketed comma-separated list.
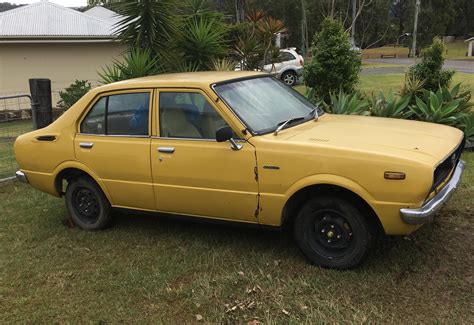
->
[304, 18, 361, 102]
[416, 0, 456, 49]
[235, 0, 245, 23]
[0, 2, 22, 12]
[391, 0, 412, 40]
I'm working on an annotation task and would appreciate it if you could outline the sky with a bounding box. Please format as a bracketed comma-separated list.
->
[10, 0, 87, 7]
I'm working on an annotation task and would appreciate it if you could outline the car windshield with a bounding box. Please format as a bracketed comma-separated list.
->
[214, 77, 323, 134]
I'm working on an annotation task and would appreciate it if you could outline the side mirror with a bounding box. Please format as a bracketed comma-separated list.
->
[215, 125, 242, 151]
[216, 125, 233, 142]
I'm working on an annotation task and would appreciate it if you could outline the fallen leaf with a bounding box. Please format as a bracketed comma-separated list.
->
[282, 309, 290, 316]
[196, 314, 203, 321]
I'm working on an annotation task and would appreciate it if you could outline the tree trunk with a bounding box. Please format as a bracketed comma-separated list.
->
[235, 0, 245, 23]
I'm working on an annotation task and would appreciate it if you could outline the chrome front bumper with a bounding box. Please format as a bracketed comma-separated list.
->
[400, 160, 465, 225]
[15, 170, 28, 184]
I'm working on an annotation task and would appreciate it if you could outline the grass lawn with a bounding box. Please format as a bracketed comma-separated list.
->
[444, 40, 474, 60]
[295, 73, 474, 100]
[361, 62, 403, 69]
[0, 120, 32, 179]
[362, 46, 410, 59]
[362, 41, 474, 60]
[359, 73, 474, 98]
[0, 153, 473, 323]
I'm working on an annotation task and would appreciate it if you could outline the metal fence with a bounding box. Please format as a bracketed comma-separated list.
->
[0, 91, 63, 182]
[0, 95, 34, 181]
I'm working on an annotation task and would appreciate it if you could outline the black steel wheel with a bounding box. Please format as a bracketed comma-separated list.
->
[281, 71, 297, 87]
[65, 177, 111, 230]
[293, 196, 373, 269]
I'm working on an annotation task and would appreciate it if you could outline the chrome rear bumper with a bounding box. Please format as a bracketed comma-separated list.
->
[15, 170, 29, 184]
[400, 160, 465, 225]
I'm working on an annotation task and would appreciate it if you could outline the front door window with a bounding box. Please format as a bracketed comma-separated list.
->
[159, 92, 227, 139]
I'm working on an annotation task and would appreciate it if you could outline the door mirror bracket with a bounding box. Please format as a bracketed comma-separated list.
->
[216, 126, 242, 151]
[229, 138, 243, 151]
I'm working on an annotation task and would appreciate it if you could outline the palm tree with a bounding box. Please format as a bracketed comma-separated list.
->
[180, 18, 227, 70]
[112, 0, 179, 55]
[178, 0, 228, 70]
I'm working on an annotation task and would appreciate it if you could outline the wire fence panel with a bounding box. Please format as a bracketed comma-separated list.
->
[0, 91, 67, 181]
[0, 95, 34, 180]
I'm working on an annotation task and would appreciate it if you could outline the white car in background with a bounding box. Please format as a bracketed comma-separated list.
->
[263, 48, 304, 87]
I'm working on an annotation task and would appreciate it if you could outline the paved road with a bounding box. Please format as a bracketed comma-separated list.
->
[363, 58, 474, 74]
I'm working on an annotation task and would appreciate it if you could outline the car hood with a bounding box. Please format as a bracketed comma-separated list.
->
[261, 114, 464, 165]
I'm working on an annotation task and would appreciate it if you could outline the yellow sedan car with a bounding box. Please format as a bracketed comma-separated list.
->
[14, 71, 465, 269]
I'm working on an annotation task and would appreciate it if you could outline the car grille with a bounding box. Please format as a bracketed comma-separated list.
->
[432, 138, 465, 190]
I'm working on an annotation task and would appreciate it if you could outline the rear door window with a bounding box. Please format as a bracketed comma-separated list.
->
[80, 92, 150, 136]
[80, 97, 106, 134]
[107, 93, 150, 135]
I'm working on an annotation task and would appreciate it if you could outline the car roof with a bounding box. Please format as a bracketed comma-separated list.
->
[93, 71, 266, 93]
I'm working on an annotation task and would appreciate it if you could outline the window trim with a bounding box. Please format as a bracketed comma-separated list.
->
[156, 88, 241, 142]
[78, 88, 154, 137]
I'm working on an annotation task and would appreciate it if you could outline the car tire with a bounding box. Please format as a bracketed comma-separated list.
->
[293, 196, 373, 269]
[65, 176, 111, 230]
[281, 71, 297, 87]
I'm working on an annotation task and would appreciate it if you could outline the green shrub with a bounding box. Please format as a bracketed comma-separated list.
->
[323, 91, 369, 115]
[58, 80, 91, 109]
[439, 83, 474, 113]
[369, 92, 412, 119]
[304, 18, 361, 102]
[98, 48, 163, 84]
[461, 115, 474, 148]
[406, 37, 455, 91]
[400, 74, 426, 100]
[410, 90, 469, 126]
[211, 57, 236, 71]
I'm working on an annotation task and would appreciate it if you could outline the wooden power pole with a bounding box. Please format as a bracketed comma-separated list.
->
[410, 0, 421, 57]
[301, 0, 308, 55]
[29, 78, 52, 129]
[351, 0, 356, 46]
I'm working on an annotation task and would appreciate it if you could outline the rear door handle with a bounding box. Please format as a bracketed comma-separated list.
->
[158, 147, 175, 153]
[80, 142, 94, 149]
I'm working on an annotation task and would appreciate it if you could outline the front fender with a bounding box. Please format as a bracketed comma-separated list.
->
[258, 174, 377, 227]
[285, 173, 376, 206]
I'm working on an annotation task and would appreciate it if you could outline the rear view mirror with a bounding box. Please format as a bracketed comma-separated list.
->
[215, 125, 242, 151]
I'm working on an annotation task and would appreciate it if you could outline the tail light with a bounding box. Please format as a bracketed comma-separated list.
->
[299, 56, 304, 66]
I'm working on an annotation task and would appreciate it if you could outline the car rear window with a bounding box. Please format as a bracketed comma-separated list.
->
[281, 52, 296, 61]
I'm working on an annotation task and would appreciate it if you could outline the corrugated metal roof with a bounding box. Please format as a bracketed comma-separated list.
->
[0, 1, 118, 38]
[84, 6, 123, 24]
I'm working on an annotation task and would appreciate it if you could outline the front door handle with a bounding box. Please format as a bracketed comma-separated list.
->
[158, 147, 175, 153]
[79, 142, 94, 149]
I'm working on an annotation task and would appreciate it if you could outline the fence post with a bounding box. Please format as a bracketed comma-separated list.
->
[29, 78, 52, 129]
